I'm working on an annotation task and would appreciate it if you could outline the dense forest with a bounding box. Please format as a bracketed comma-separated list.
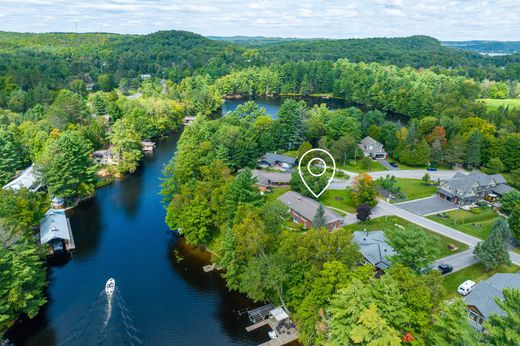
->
[1, 30, 520, 343]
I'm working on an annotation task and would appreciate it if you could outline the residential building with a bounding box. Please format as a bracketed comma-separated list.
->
[464, 272, 520, 331]
[359, 136, 387, 160]
[251, 169, 291, 192]
[141, 141, 156, 152]
[438, 171, 514, 205]
[352, 231, 395, 270]
[40, 209, 75, 255]
[277, 191, 342, 231]
[92, 146, 119, 165]
[258, 153, 297, 171]
[2, 164, 42, 192]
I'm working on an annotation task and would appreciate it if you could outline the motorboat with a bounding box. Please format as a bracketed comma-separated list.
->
[105, 278, 116, 295]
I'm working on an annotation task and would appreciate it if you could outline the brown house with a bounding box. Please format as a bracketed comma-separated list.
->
[277, 191, 342, 231]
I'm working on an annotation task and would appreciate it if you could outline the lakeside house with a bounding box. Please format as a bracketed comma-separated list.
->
[358, 136, 387, 160]
[92, 146, 119, 165]
[464, 272, 520, 331]
[141, 140, 156, 152]
[352, 231, 395, 270]
[39, 209, 75, 255]
[437, 171, 514, 206]
[258, 153, 297, 171]
[277, 191, 342, 231]
[251, 169, 291, 192]
[2, 164, 42, 192]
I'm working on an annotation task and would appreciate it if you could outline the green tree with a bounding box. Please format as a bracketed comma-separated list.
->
[97, 73, 115, 92]
[45, 89, 87, 129]
[485, 289, 520, 346]
[388, 225, 440, 272]
[508, 205, 520, 240]
[422, 173, 431, 185]
[349, 304, 402, 346]
[37, 130, 96, 200]
[313, 203, 326, 228]
[225, 168, 263, 222]
[485, 157, 505, 174]
[109, 118, 143, 174]
[0, 129, 20, 185]
[474, 219, 511, 270]
[276, 99, 307, 150]
[465, 130, 482, 168]
[501, 191, 520, 214]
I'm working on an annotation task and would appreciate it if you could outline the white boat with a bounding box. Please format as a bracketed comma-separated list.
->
[105, 278, 115, 295]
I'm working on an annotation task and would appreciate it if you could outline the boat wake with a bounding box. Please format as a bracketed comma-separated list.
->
[59, 282, 142, 346]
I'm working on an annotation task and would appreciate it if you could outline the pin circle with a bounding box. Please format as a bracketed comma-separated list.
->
[307, 158, 327, 177]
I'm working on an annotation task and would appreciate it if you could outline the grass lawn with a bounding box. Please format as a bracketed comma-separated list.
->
[442, 263, 520, 298]
[264, 186, 291, 203]
[319, 189, 356, 213]
[479, 98, 520, 111]
[338, 159, 386, 173]
[343, 215, 468, 259]
[281, 150, 298, 158]
[428, 208, 502, 240]
[394, 178, 437, 201]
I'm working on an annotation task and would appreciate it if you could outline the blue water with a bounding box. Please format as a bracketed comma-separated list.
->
[7, 134, 267, 346]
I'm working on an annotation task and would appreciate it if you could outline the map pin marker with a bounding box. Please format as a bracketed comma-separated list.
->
[298, 148, 336, 198]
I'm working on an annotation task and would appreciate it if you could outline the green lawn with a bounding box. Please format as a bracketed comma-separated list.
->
[479, 98, 520, 111]
[264, 186, 291, 203]
[337, 159, 386, 173]
[319, 189, 356, 213]
[343, 215, 468, 259]
[394, 178, 437, 201]
[442, 263, 520, 298]
[428, 208, 502, 240]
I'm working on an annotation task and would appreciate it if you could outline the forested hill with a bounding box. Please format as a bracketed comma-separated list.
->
[443, 40, 520, 54]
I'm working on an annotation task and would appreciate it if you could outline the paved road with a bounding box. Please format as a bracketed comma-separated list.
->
[433, 249, 480, 274]
[378, 200, 520, 266]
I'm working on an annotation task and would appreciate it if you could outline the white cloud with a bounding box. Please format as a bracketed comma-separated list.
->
[0, 0, 518, 40]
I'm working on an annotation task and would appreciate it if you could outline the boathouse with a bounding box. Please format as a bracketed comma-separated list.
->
[40, 209, 75, 255]
[141, 140, 156, 152]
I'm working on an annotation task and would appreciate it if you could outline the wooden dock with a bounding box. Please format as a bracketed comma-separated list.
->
[245, 319, 269, 332]
[258, 333, 299, 346]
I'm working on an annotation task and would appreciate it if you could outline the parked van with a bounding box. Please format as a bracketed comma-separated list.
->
[457, 280, 476, 296]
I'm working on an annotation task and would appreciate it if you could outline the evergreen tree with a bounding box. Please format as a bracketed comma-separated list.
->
[276, 99, 307, 150]
[225, 168, 263, 222]
[0, 129, 19, 185]
[109, 118, 143, 174]
[444, 135, 466, 167]
[313, 203, 326, 228]
[474, 219, 511, 270]
[465, 130, 482, 167]
[388, 225, 440, 272]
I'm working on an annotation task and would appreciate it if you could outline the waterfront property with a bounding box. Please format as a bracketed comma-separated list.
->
[183, 116, 196, 125]
[352, 231, 395, 270]
[358, 136, 387, 160]
[39, 209, 75, 255]
[258, 153, 297, 171]
[464, 272, 520, 330]
[141, 140, 156, 152]
[245, 305, 298, 346]
[92, 146, 119, 165]
[277, 191, 342, 231]
[2, 164, 42, 192]
[437, 171, 514, 206]
[251, 169, 291, 192]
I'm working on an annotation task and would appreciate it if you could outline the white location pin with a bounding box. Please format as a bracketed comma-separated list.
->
[298, 148, 336, 198]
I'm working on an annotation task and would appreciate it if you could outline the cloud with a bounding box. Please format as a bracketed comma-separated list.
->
[0, 0, 518, 40]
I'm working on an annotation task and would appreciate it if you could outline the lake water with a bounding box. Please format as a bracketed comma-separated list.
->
[6, 134, 267, 346]
[221, 96, 408, 123]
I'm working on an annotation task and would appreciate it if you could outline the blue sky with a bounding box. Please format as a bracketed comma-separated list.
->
[0, 0, 518, 40]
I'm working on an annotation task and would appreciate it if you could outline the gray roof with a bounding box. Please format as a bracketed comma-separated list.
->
[443, 171, 511, 197]
[259, 153, 297, 165]
[352, 231, 395, 270]
[360, 136, 383, 147]
[40, 209, 71, 244]
[251, 169, 291, 187]
[277, 191, 341, 225]
[2, 164, 42, 192]
[493, 184, 515, 195]
[465, 272, 520, 319]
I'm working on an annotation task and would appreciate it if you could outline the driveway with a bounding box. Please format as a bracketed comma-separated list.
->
[380, 159, 399, 171]
[433, 249, 480, 274]
[396, 196, 458, 216]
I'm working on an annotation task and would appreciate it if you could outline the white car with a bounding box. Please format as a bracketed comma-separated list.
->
[457, 280, 476, 296]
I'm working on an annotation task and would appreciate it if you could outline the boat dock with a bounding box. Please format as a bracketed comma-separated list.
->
[244, 305, 299, 346]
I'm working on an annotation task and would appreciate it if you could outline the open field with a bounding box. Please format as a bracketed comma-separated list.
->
[394, 178, 437, 201]
[319, 189, 356, 213]
[343, 215, 468, 259]
[442, 262, 520, 298]
[428, 208, 502, 240]
[479, 98, 520, 111]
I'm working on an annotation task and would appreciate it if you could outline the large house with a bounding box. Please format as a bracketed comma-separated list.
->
[352, 231, 396, 270]
[464, 272, 520, 331]
[277, 191, 342, 231]
[2, 164, 42, 192]
[40, 209, 75, 255]
[251, 169, 291, 192]
[438, 171, 514, 206]
[359, 136, 387, 160]
[92, 146, 119, 166]
[258, 153, 297, 171]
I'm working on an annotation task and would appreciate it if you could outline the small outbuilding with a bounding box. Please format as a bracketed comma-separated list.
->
[141, 141, 156, 152]
[40, 209, 75, 255]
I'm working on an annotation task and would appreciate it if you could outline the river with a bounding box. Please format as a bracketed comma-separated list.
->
[6, 134, 267, 346]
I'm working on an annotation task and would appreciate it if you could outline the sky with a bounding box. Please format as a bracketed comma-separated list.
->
[0, 0, 518, 41]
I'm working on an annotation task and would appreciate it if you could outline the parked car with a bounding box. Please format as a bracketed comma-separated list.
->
[426, 166, 437, 171]
[389, 162, 398, 168]
[437, 263, 453, 275]
[457, 280, 476, 296]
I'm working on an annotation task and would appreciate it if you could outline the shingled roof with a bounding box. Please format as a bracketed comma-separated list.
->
[277, 191, 341, 225]
[352, 231, 395, 270]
